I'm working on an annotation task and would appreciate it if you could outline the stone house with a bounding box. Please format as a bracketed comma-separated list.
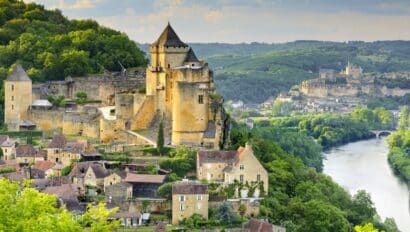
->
[69, 162, 107, 187]
[15, 144, 45, 164]
[0, 135, 16, 160]
[172, 180, 208, 224]
[43, 184, 85, 214]
[105, 182, 133, 203]
[103, 171, 127, 192]
[197, 144, 269, 193]
[46, 134, 84, 167]
[83, 164, 110, 189]
[32, 160, 57, 178]
[124, 173, 166, 198]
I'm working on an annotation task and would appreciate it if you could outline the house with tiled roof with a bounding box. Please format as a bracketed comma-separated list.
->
[103, 170, 127, 192]
[124, 173, 166, 198]
[46, 134, 84, 167]
[32, 160, 56, 178]
[172, 180, 209, 224]
[197, 144, 268, 193]
[15, 144, 45, 164]
[43, 184, 85, 213]
[0, 135, 16, 161]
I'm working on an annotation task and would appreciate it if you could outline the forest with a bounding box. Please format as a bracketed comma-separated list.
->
[387, 106, 410, 183]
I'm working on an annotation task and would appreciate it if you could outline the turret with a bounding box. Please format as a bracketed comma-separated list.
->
[4, 64, 33, 131]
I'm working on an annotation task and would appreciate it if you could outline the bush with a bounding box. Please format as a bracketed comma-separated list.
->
[0, 167, 16, 174]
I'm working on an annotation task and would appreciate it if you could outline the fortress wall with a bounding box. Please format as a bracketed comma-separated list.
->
[28, 109, 64, 131]
[327, 86, 359, 97]
[131, 96, 156, 130]
[62, 112, 100, 139]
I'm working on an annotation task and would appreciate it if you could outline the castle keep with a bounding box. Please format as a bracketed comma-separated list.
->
[4, 24, 229, 150]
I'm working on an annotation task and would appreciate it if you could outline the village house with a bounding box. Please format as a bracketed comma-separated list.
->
[0, 135, 16, 160]
[15, 144, 45, 164]
[197, 143, 269, 193]
[105, 182, 133, 203]
[83, 163, 110, 189]
[46, 134, 84, 167]
[32, 160, 57, 178]
[172, 180, 209, 224]
[69, 162, 107, 188]
[124, 173, 166, 198]
[103, 170, 127, 192]
[43, 184, 85, 214]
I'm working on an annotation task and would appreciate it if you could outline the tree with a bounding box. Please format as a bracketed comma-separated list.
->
[398, 106, 409, 130]
[141, 200, 150, 213]
[78, 202, 121, 232]
[272, 101, 294, 116]
[157, 120, 164, 156]
[157, 182, 173, 200]
[354, 223, 379, 232]
[26, 131, 33, 145]
[348, 190, 377, 225]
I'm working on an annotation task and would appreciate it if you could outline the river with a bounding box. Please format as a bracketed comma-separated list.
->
[323, 138, 410, 231]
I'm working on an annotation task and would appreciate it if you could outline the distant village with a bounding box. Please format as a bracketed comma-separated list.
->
[0, 24, 284, 231]
[227, 62, 410, 120]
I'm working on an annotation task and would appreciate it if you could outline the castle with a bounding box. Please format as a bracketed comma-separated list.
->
[4, 24, 229, 150]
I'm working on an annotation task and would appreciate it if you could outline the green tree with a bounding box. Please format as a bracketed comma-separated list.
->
[398, 106, 409, 130]
[78, 202, 121, 232]
[348, 190, 377, 225]
[158, 182, 173, 200]
[354, 223, 379, 232]
[157, 120, 164, 156]
[272, 101, 294, 116]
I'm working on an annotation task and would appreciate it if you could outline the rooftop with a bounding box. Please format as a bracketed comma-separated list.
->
[151, 23, 188, 48]
[172, 180, 208, 195]
[124, 173, 166, 184]
[32, 161, 55, 172]
[6, 64, 31, 82]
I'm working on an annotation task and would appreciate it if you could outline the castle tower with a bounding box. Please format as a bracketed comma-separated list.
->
[146, 23, 190, 115]
[4, 64, 32, 131]
[143, 23, 227, 149]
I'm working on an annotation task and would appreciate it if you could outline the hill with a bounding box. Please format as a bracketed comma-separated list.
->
[141, 41, 410, 104]
[0, 0, 147, 82]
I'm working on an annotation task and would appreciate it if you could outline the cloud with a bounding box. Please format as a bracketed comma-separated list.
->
[22, 0, 410, 43]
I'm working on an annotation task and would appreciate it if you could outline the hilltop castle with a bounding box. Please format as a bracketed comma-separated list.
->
[4, 24, 229, 150]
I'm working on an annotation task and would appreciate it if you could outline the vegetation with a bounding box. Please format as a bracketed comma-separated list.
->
[47, 95, 66, 107]
[387, 106, 410, 182]
[75, 91, 88, 105]
[229, 123, 399, 232]
[0, 179, 120, 231]
[0, 166, 15, 174]
[159, 145, 196, 178]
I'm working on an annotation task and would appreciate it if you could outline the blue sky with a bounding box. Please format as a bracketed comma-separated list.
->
[24, 0, 410, 43]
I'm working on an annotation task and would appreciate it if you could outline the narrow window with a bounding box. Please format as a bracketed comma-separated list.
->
[11, 85, 14, 91]
[197, 195, 202, 201]
[240, 175, 244, 183]
[240, 164, 244, 170]
[11, 96, 14, 101]
[180, 204, 185, 211]
[11, 105, 14, 110]
[179, 195, 185, 202]
[257, 174, 261, 181]
[198, 95, 204, 104]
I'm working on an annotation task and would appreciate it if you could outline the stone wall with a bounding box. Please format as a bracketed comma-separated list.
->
[28, 109, 64, 130]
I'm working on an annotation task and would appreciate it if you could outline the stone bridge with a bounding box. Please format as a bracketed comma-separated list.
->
[371, 130, 392, 138]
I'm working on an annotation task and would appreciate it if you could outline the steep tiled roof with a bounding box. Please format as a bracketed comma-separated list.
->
[151, 23, 188, 47]
[172, 181, 208, 195]
[1, 139, 16, 147]
[197, 150, 238, 165]
[90, 165, 110, 179]
[48, 134, 67, 149]
[124, 173, 166, 184]
[16, 145, 37, 157]
[184, 48, 199, 62]
[7, 64, 31, 81]
[244, 219, 286, 232]
[64, 141, 86, 153]
[32, 160, 55, 172]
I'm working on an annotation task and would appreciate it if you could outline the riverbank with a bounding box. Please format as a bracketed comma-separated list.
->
[386, 129, 410, 184]
[323, 138, 410, 231]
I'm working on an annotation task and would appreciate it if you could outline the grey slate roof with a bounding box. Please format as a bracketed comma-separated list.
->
[184, 48, 199, 62]
[172, 181, 208, 194]
[7, 64, 31, 82]
[197, 150, 238, 165]
[151, 23, 188, 47]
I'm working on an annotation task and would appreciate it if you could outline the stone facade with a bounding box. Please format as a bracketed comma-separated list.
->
[172, 180, 209, 224]
[197, 144, 269, 193]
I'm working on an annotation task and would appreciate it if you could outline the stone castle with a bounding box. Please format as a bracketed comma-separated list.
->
[299, 62, 410, 98]
[4, 24, 229, 150]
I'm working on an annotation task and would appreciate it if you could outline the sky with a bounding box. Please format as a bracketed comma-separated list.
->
[24, 0, 410, 43]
